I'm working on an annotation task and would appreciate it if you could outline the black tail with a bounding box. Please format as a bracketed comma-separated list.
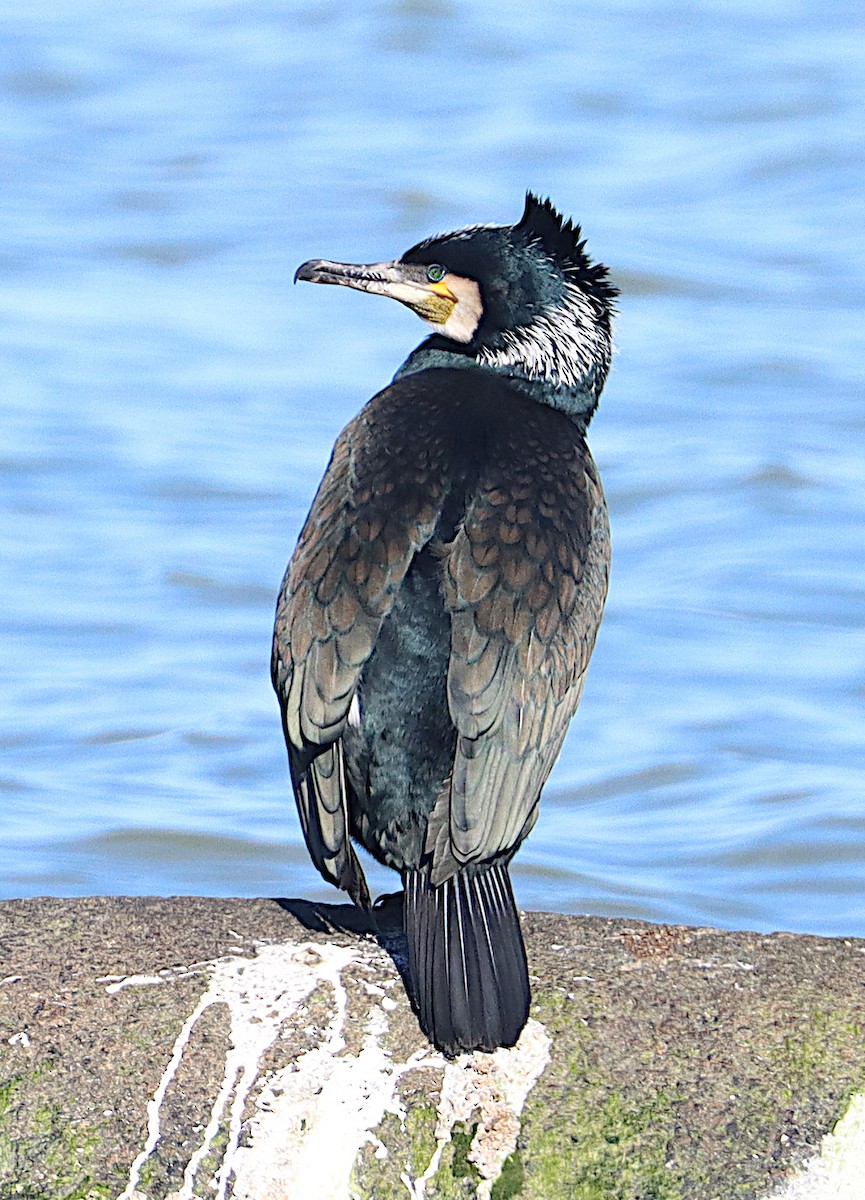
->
[403, 862, 530, 1057]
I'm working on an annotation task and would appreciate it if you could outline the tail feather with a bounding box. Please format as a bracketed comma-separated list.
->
[403, 862, 530, 1056]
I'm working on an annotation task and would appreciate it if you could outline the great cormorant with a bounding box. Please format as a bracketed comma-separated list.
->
[273, 193, 616, 1056]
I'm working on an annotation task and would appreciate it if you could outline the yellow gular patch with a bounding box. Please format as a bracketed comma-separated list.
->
[416, 291, 457, 325]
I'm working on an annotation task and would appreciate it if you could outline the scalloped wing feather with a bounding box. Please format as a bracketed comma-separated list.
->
[431, 444, 609, 883]
[272, 382, 448, 897]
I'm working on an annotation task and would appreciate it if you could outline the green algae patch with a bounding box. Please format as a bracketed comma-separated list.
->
[517, 1075, 683, 1200]
[351, 1098, 440, 1200]
[772, 1008, 864, 1109]
[0, 1072, 114, 1200]
[515, 930, 865, 1200]
[406, 1099, 440, 1179]
[490, 1148, 524, 1200]
[431, 1121, 484, 1197]
[350, 1097, 511, 1200]
[739, 1005, 865, 1164]
[351, 1111, 410, 1200]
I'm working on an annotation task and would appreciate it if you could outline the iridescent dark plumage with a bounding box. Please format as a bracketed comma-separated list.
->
[273, 194, 616, 1055]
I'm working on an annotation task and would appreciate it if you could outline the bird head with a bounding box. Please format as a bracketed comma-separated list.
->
[295, 193, 618, 415]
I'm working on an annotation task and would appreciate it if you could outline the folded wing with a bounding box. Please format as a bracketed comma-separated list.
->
[429, 437, 610, 884]
[272, 384, 447, 904]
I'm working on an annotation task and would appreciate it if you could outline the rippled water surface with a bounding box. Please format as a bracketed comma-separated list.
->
[2, 1, 863, 935]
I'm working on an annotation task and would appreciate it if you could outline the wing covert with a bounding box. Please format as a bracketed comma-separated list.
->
[430, 438, 609, 884]
[272, 382, 448, 897]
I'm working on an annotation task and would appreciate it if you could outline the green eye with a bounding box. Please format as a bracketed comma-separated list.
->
[426, 263, 446, 283]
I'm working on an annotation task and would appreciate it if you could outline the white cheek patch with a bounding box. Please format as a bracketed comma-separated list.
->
[437, 274, 483, 344]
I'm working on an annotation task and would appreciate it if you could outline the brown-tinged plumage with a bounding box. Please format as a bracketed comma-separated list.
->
[273, 194, 617, 1055]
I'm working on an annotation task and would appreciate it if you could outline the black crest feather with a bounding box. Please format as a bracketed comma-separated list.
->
[517, 192, 618, 307]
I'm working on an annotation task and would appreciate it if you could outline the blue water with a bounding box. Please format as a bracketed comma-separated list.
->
[2, 1, 864, 937]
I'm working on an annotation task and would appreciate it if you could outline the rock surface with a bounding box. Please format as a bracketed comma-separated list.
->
[1, 896, 865, 1199]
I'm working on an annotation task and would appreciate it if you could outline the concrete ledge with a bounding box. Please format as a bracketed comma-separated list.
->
[1, 896, 865, 1198]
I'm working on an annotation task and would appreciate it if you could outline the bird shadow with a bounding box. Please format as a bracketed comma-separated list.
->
[272, 893, 413, 1003]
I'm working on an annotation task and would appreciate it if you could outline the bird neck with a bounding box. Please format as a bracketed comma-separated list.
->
[393, 338, 600, 431]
